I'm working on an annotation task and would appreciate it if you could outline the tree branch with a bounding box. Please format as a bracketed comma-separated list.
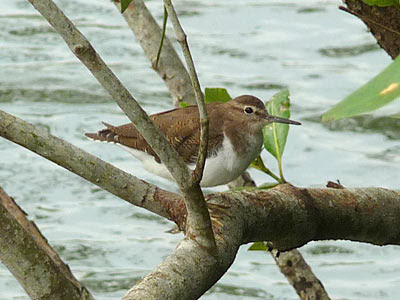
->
[115, 0, 197, 106]
[27, 0, 189, 188]
[3, 109, 398, 250]
[121, 183, 400, 299]
[2, 106, 399, 298]
[271, 248, 330, 300]
[112, 2, 330, 297]
[107, 2, 331, 298]
[163, 0, 209, 186]
[0, 110, 184, 223]
[343, 0, 400, 59]
[27, 0, 216, 251]
[229, 174, 330, 299]
[0, 186, 94, 300]
[230, 184, 400, 250]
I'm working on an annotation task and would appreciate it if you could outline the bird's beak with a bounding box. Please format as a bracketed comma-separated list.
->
[266, 114, 301, 125]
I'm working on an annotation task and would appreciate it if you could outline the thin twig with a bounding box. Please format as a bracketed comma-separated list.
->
[155, 5, 168, 69]
[163, 0, 209, 185]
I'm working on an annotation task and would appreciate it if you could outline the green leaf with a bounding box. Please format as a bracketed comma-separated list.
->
[121, 0, 133, 13]
[204, 88, 232, 103]
[248, 241, 268, 251]
[263, 89, 291, 161]
[322, 56, 400, 122]
[179, 101, 189, 108]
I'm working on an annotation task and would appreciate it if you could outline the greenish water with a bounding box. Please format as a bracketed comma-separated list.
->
[1, 0, 400, 299]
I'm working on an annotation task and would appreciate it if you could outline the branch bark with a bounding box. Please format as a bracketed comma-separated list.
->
[122, 183, 400, 299]
[115, 0, 197, 106]
[271, 249, 330, 300]
[0, 186, 94, 300]
[229, 175, 331, 299]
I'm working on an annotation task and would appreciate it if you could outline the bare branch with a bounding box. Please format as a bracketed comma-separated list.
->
[121, 183, 400, 298]
[122, 238, 231, 300]
[115, 0, 197, 106]
[271, 249, 331, 300]
[2, 107, 399, 298]
[229, 174, 330, 298]
[116, 0, 216, 251]
[0, 186, 94, 300]
[117, 0, 330, 296]
[0, 110, 183, 222]
[26, 0, 216, 251]
[231, 184, 400, 250]
[163, 0, 209, 185]
[27, 0, 191, 188]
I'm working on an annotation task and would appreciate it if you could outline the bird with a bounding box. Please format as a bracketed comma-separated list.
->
[85, 95, 301, 187]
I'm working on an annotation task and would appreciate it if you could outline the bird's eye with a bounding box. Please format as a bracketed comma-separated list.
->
[244, 107, 254, 114]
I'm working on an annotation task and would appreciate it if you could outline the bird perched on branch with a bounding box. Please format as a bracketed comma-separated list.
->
[85, 95, 300, 187]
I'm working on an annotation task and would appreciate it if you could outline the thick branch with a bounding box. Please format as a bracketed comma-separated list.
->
[121, 183, 400, 299]
[27, 0, 216, 251]
[229, 174, 330, 299]
[123, 238, 235, 300]
[222, 184, 400, 250]
[116, 0, 196, 106]
[114, 2, 327, 296]
[0, 186, 94, 300]
[0, 110, 183, 223]
[123, 198, 244, 300]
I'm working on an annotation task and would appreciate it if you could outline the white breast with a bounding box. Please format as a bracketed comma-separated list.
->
[193, 134, 262, 187]
[119, 134, 262, 187]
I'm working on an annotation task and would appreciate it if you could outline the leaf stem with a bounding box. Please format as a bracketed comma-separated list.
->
[251, 156, 283, 184]
[276, 156, 287, 183]
[271, 119, 286, 183]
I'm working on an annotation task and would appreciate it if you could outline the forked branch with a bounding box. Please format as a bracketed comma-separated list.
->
[27, 0, 216, 252]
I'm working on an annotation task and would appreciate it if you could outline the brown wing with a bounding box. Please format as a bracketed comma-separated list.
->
[85, 104, 223, 164]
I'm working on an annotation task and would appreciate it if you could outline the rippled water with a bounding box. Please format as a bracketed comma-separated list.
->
[1, 0, 399, 299]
